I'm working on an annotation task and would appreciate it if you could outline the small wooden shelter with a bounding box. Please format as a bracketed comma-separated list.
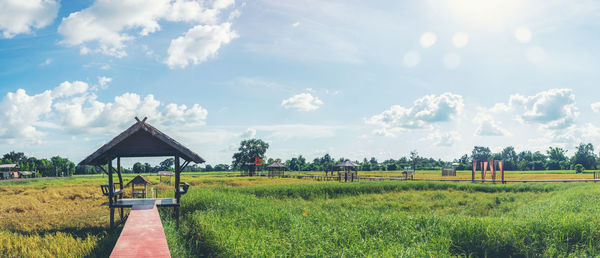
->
[125, 175, 152, 198]
[157, 171, 174, 184]
[267, 161, 286, 177]
[79, 117, 205, 227]
[0, 164, 19, 179]
[336, 159, 359, 182]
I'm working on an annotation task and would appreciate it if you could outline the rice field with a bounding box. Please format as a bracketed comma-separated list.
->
[1, 170, 599, 257]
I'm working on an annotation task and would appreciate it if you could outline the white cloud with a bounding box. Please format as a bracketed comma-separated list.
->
[366, 92, 464, 131]
[474, 114, 511, 136]
[166, 22, 238, 69]
[0, 0, 59, 38]
[427, 131, 460, 147]
[541, 123, 600, 148]
[58, 0, 235, 57]
[0, 81, 209, 142]
[281, 93, 323, 111]
[511, 88, 577, 129]
[292, 21, 300, 27]
[0, 89, 53, 143]
[51, 81, 89, 98]
[98, 76, 112, 89]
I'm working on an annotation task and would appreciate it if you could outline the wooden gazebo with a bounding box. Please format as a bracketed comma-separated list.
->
[267, 161, 286, 177]
[336, 159, 359, 182]
[125, 175, 152, 198]
[79, 117, 205, 227]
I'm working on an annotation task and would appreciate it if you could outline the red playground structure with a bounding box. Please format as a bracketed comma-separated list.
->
[472, 160, 504, 183]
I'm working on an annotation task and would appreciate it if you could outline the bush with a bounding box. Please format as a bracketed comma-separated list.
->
[575, 164, 584, 173]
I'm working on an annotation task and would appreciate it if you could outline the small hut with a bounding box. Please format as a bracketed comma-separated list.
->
[335, 159, 359, 182]
[157, 171, 174, 184]
[267, 161, 286, 177]
[79, 117, 205, 227]
[125, 175, 152, 198]
[0, 164, 19, 179]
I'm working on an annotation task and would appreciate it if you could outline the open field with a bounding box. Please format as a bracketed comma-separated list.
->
[1, 171, 600, 256]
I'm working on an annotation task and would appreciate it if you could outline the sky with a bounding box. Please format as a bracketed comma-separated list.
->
[2, 0, 600, 167]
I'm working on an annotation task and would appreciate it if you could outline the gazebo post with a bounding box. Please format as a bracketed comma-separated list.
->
[108, 159, 114, 228]
[174, 155, 181, 226]
[117, 157, 124, 221]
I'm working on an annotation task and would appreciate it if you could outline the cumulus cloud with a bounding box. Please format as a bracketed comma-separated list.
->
[0, 81, 209, 142]
[281, 93, 323, 111]
[542, 123, 600, 148]
[366, 92, 464, 132]
[0, 0, 59, 38]
[0, 89, 53, 143]
[166, 22, 238, 69]
[427, 131, 460, 147]
[58, 0, 235, 57]
[474, 114, 511, 136]
[510, 88, 578, 129]
[51, 81, 89, 98]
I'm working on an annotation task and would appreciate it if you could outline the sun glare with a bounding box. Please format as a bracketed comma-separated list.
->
[444, 0, 523, 26]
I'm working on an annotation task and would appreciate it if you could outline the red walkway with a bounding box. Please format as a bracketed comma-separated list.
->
[110, 204, 171, 258]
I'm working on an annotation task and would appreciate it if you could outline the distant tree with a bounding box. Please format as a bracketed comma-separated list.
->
[500, 147, 518, 170]
[231, 139, 269, 170]
[369, 157, 379, 171]
[361, 158, 371, 171]
[160, 158, 174, 171]
[214, 164, 230, 171]
[410, 150, 420, 170]
[132, 162, 144, 174]
[471, 146, 492, 161]
[321, 154, 334, 172]
[144, 163, 153, 173]
[205, 164, 213, 172]
[2, 151, 27, 163]
[547, 147, 568, 170]
[572, 143, 596, 170]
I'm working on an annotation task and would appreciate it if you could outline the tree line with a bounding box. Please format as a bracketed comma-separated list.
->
[2, 141, 599, 177]
[0, 151, 75, 177]
[231, 139, 600, 172]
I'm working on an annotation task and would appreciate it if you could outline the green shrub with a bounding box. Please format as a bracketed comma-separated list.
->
[575, 164, 585, 173]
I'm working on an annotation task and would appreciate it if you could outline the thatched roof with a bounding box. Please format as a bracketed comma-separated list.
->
[125, 175, 152, 187]
[335, 159, 359, 167]
[0, 164, 18, 169]
[267, 161, 286, 168]
[157, 171, 174, 176]
[79, 117, 205, 166]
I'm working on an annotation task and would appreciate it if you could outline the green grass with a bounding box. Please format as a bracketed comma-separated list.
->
[163, 181, 600, 257]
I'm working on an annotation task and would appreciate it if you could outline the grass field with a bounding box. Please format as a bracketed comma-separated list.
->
[1, 171, 600, 257]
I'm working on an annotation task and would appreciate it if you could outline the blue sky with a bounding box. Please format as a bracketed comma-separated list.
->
[2, 0, 600, 167]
